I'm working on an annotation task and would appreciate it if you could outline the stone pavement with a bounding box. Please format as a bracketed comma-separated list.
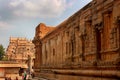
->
[30, 77, 48, 80]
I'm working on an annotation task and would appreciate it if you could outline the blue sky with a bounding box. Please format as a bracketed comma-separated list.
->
[0, 0, 92, 48]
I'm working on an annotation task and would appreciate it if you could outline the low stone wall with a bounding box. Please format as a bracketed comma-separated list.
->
[0, 61, 21, 80]
[39, 69, 120, 80]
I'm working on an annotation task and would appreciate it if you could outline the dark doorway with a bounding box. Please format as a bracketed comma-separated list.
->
[96, 28, 101, 60]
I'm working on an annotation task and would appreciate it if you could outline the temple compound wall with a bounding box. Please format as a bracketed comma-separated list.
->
[33, 0, 120, 80]
[0, 61, 21, 80]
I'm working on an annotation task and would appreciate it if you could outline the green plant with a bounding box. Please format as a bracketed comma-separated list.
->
[0, 44, 5, 60]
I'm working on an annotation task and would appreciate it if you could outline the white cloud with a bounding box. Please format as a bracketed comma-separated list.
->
[66, 0, 77, 8]
[9, 0, 20, 7]
[9, 0, 68, 18]
[0, 21, 14, 30]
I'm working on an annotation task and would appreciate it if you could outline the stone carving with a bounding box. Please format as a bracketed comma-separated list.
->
[110, 27, 118, 49]
[94, 22, 103, 31]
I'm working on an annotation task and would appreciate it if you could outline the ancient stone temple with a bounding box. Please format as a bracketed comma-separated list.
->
[6, 37, 35, 74]
[33, 0, 120, 80]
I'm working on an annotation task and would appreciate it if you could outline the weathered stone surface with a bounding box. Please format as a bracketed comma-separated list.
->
[32, 23, 55, 76]
[33, 0, 120, 79]
[0, 61, 21, 80]
[6, 37, 35, 73]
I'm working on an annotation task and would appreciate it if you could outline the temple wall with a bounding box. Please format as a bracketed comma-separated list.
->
[33, 0, 120, 79]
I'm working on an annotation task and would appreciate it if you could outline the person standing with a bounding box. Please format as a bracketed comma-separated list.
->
[23, 71, 27, 80]
[8, 77, 11, 80]
[5, 77, 7, 80]
[15, 77, 18, 80]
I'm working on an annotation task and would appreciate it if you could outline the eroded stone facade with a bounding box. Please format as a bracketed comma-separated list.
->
[6, 37, 35, 73]
[32, 23, 55, 76]
[0, 61, 21, 80]
[33, 0, 120, 80]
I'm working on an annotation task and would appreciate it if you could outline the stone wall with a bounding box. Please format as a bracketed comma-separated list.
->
[0, 61, 21, 80]
[32, 23, 55, 76]
[33, 0, 120, 79]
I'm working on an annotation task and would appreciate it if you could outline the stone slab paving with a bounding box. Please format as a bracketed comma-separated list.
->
[31, 77, 48, 80]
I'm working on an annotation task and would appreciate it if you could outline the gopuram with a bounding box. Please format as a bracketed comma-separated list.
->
[6, 37, 35, 75]
[33, 0, 120, 80]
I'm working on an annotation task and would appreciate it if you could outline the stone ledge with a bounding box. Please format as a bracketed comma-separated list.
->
[51, 69, 120, 78]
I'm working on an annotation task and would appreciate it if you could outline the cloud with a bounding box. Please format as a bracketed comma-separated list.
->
[9, 0, 68, 18]
[0, 21, 14, 30]
[66, 0, 77, 8]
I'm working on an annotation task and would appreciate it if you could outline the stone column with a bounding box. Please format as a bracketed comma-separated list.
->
[115, 16, 120, 65]
[32, 38, 42, 76]
[28, 56, 33, 74]
[61, 33, 64, 66]
[79, 33, 85, 61]
[93, 22, 103, 66]
[70, 31, 75, 62]
[117, 16, 120, 54]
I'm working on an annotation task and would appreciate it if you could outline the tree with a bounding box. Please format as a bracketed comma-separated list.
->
[0, 44, 5, 60]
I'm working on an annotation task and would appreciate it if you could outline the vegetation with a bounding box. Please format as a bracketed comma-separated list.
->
[0, 44, 5, 60]
[2, 56, 8, 61]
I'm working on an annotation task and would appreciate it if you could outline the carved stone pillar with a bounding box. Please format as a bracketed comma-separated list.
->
[119, 17, 120, 65]
[32, 38, 42, 76]
[69, 30, 75, 63]
[93, 22, 103, 65]
[114, 16, 120, 65]
[79, 33, 86, 61]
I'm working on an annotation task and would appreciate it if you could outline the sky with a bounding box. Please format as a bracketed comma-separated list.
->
[0, 0, 92, 49]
